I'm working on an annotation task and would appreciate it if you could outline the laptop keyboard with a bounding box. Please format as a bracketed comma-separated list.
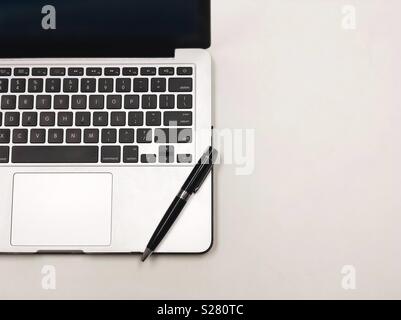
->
[0, 65, 195, 165]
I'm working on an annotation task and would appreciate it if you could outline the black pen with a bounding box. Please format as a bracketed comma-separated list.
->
[142, 146, 218, 261]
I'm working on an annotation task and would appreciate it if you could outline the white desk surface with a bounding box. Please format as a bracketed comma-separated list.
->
[2, 0, 401, 299]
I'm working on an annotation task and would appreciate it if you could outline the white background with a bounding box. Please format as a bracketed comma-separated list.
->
[2, 0, 401, 299]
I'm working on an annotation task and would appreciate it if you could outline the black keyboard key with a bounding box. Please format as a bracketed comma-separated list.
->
[54, 95, 69, 109]
[154, 128, 170, 143]
[98, 78, 114, 92]
[141, 154, 156, 163]
[66, 129, 81, 143]
[84, 129, 99, 144]
[0, 146, 9, 163]
[101, 146, 120, 163]
[137, 128, 152, 143]
[0, 79, 8, 92]
[36, 95, 51, 109]
[12, 129, 28, 144]
[32, 68, 47, 76]
[124, 95, 139, 109]
[0, 68, 11, 76]
[146, 111, 161, 126]
[101, 129, 117, 143]
[63, 78, 79, 92]
[123, 146, 138, 163]
[159, 145, 174, 163]
[68, 68, 84, 76]
[48, 129, 63, 144]
[93, 112, 108, 126]
[180, 129, 192, 144]
[0, 129, 10, 143]
[119, 129, 134, 143]
[104, 68, 120, 76]
[122, 67, 138, 76]
[133, 78, 148, 92]
[169, 78, 193, 92]
[81, 78, 96, 92]
[29, 129, 45, 144]
[89, 95, 104, 109]
[177, 154, 192, 163]
[4, 112, 19, 126]
[159, 67, 174, 76]
[45, 78, 61, 93]
[140, 67, 156, 76]
[160, 95, 175, 109]
[1, 95, 16, 109]
[164, 111, 192, 126]
[11, 79, 26, 93]
[14, 68, 29, 76]
[75, 112, 91, 126]
[107, 95, 122, 109]
[128, 112, 143, 126]
[86, 68, 102, 76]
[57, 112, 73, 126]
[18, 95, 34, 109]
[177, 95, 193, 109]
[45, 78, 61, 92]
[28, 78, 43, 93]
[178, 128, 192, 143]
[142, 95, 157, 109]
[71, 95, 87, 109]
[12, 146, 98, 163]
[30, 129, 46, 144]
[50, 68, 66, 76]
[154, 128, 192, 143]
[111, 112, 126, 126]
[177, 67, 193, 75]
[116, 78, 131, 92]
[22, 112, 37, 126]
[151, 78, 166, 92]
[40, 112, 55, 126]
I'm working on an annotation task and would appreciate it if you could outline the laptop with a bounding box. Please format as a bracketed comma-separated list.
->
[0, 0, 212, 254]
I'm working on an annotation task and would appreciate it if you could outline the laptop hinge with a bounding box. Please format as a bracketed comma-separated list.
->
[126, 48, 175, 58]
[0, 47, 176, 59]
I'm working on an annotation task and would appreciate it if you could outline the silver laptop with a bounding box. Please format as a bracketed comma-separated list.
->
[0, 0, 213, 254]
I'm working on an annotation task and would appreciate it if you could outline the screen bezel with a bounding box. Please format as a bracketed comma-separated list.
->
[0, 0, 211, 58]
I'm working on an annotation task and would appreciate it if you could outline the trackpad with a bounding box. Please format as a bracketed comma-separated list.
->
[11, 173, 113, 246]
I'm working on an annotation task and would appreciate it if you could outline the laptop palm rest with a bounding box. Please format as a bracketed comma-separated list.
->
[11, 173, 113, 247]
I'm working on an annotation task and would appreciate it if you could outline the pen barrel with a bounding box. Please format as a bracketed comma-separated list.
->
[147, 196, 188, 250]
[181, 147, 217, 194]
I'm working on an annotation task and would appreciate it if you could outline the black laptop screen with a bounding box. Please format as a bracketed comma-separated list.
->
[0, 0, 210, 58]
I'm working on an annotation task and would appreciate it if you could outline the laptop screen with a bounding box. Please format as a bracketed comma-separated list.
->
[0, 0, 210, 58]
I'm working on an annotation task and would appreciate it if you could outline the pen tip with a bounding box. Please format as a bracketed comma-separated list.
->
[141, 248, 153, 262]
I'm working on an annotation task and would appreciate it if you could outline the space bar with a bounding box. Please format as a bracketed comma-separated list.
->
[12, 146, 99, 163]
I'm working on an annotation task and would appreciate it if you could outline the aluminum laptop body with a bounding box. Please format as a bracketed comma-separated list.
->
[0, 0, 213, 254]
